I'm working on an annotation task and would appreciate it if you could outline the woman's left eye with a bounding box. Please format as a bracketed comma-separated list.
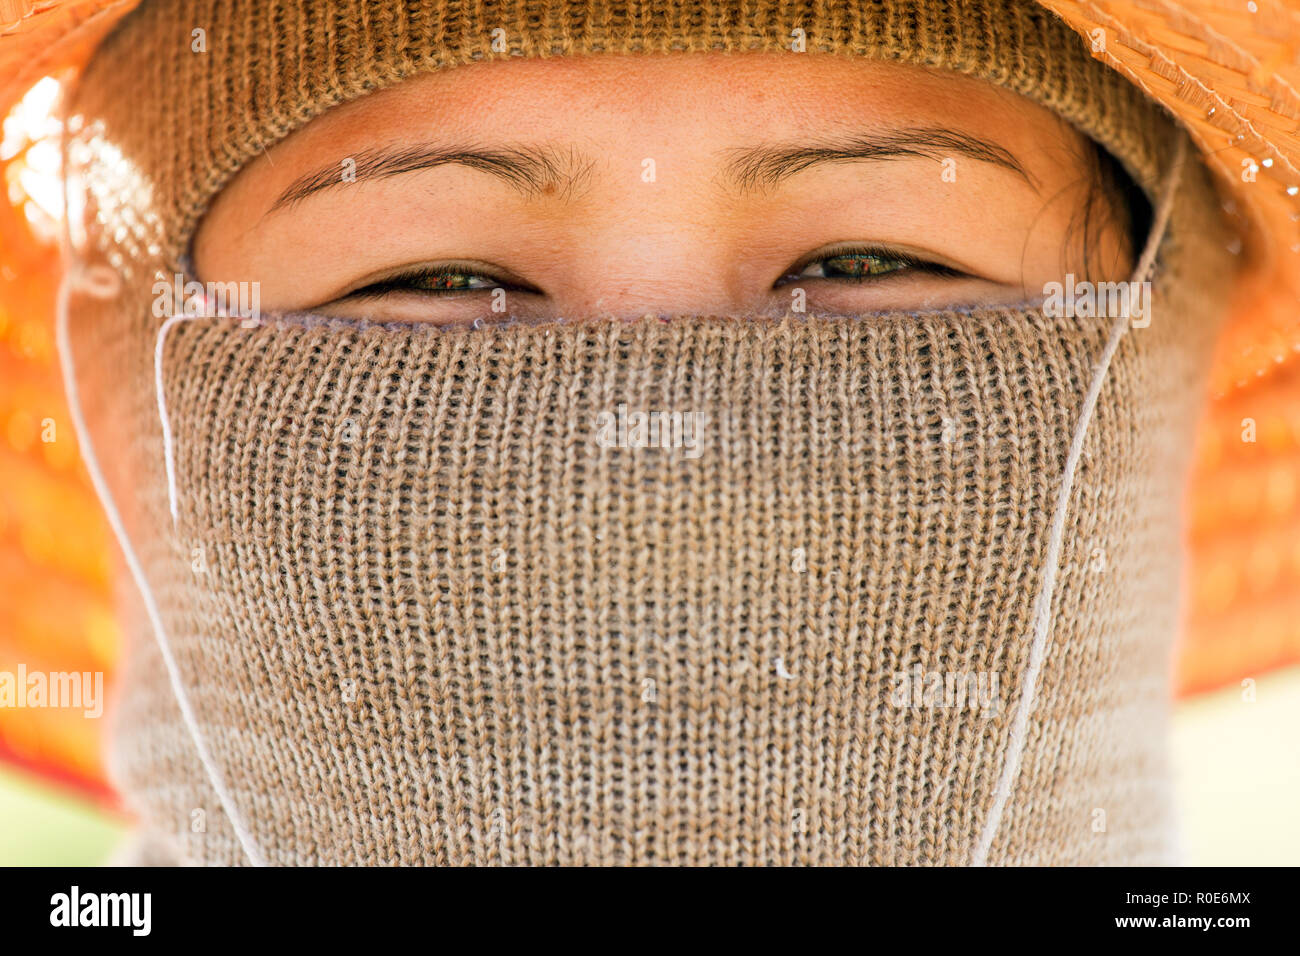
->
[398, 270, 498, 292]
[782, 247, 962, 283]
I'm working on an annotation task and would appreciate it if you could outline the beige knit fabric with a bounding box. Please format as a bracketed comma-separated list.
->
[59, 0, 1236, 865]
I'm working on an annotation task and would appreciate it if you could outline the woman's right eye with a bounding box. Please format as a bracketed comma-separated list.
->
[344, 264, 532, 299]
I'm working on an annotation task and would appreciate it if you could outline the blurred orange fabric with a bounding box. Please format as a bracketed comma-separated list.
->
[1, 168, 118, 801]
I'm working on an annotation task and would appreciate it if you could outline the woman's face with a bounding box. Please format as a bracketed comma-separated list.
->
[194, 54, 1133, 325]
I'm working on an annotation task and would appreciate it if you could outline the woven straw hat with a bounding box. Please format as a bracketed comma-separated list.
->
[2, 0, 1298, 795]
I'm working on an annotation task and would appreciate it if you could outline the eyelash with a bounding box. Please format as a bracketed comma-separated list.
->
[343, 246, 965, 300]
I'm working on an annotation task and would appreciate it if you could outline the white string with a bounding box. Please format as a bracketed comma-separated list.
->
[55, 138, 268, 868]
[969, 138, 1188, 867]
[156, 312, 194, 526]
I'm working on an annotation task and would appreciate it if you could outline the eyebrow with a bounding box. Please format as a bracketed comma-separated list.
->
[268, 143, 597, 211]
[721, 127, 1037, 192]
[268, 126, 1034, 212]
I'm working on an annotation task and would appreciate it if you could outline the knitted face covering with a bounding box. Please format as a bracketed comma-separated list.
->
[62, 0, 1235, 865]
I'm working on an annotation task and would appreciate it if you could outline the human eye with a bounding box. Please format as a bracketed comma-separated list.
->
[778, 244, 966, 285]
[312, 260, 544, 324]
[340, 261, 538, 300]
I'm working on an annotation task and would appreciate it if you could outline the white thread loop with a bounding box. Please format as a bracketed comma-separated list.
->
[156, 312, 194, 527]
[969, 137, 1188, 867]
[59, 285, 268, 866]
